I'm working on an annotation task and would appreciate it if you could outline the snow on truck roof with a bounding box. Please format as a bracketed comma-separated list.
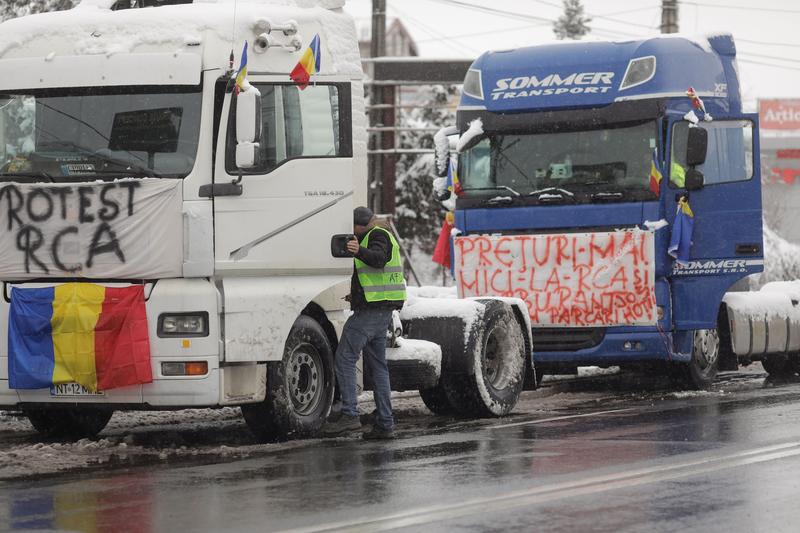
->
[0, 0, 360, 90]
[460, 33, 741, 114]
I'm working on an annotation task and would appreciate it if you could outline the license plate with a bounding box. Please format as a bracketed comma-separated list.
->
[50, 383, 104, 396]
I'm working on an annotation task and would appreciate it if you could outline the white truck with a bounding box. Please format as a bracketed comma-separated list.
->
[0, 0, 534, 439]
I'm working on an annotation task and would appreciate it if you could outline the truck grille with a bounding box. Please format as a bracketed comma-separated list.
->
[531, 328, 606, 352]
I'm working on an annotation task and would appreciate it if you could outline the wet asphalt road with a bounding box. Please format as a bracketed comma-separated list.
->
[4, 371, 800, 532]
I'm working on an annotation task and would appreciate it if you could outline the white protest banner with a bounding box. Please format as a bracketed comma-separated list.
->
[454, 230, 657, 327]
[0, 178, 183, 280]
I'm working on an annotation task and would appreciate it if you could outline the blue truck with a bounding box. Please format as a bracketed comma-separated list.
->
[434, 33, 777, 390]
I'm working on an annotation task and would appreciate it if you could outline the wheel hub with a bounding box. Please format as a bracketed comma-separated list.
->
[694, 329, 720, 370]
[286, 345, 322, 415]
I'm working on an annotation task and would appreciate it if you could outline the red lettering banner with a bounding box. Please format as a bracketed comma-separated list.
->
[454, 231, 657, 327]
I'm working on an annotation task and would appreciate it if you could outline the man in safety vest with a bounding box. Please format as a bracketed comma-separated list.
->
[321, 206, 407, 440]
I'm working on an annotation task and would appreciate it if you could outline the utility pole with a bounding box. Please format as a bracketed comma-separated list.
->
[369, 0, 387, 213]
[660, 0, 678, 34]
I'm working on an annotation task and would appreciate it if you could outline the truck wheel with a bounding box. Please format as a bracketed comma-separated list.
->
[24, 407, 113, 439]
[674, 329, 720, 390]
[419, 383, 456, 415]
[448, 301, 527, 417]
[242, 315, 334, 441]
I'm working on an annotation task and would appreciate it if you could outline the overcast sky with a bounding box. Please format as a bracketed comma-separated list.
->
[343, 0, 800, 110]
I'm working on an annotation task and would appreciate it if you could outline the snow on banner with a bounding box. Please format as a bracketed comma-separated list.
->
[454, 231, 657, 326]
[0, 178, 182, 279]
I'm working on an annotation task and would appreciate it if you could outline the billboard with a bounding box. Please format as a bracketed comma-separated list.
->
[759, 99, 800, 131]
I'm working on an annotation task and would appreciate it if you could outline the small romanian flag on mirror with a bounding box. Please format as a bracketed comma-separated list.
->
[649, 149, 662, 196]
[8, 284, 152, 392]
[290, 33, 321, 90]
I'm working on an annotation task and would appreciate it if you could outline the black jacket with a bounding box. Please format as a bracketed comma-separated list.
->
[350, 227, 405, 311]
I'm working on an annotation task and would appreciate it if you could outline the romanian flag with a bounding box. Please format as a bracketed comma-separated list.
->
[235, 41, 249, 94]
[290, 34, 321, 90]
[668, 197, 694, 267]
[649, 149, 662, 196]
[8, 284, 152, 392]
[448, 159, 462, 197]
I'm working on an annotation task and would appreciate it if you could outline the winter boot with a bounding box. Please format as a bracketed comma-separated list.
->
[321, 414, 362, 437]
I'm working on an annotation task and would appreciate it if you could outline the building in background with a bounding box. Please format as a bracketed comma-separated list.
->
[760, 99, 800, 243]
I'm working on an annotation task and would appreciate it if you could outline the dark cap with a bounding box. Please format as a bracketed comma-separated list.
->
[353, 206, 374, 226]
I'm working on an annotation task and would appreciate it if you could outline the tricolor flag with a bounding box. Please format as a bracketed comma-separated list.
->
[668, 197, 694, 267]
[447, 159, 462, 197]
[235, 41, 249, 94]
[290, 34, 321, 90]
[649, 149, 662, 196]
[8, 284, 152, 392]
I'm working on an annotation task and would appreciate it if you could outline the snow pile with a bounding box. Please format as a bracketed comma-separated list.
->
[387, 338, 442, 376]
[665, 390, 728, 399]
[456, 118, 484, 153]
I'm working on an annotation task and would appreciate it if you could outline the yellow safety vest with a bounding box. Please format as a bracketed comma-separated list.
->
[355, 227, 407, 302]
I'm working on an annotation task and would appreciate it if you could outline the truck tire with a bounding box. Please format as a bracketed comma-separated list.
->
[242, 315, 334, 441]
[673, 329, 720, 390]
[24, 407, 113, 439]
[446, 300, 527, 417]
[419, 383, 456, 415]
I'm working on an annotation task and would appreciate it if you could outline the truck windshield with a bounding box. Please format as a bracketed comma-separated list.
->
[459, 121, 658, 201]
[0, 87, 201, 182]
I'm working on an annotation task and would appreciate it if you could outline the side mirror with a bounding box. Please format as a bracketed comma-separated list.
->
[235, 88, 262, 169]
[685, 168, 705, 191]
[433, 125, 458, 177]
[686, 126, 708, 167]
[330, 234, 355, 258]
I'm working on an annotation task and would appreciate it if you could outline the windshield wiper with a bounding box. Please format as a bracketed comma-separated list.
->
[464, 185, 522, 197]
[0, 170, 54, 183]
[591, 191, 624, 202]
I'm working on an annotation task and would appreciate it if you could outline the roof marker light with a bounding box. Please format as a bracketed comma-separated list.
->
[463, 69, 484, 100]
[620, 56, 656, 91]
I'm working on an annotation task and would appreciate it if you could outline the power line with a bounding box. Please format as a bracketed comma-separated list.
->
[527, 0, 660, 28]
[737, 37, 800, 49]
[680, 0, 800, 14]
[424, 0, 653, 39]
[739, 51, 800, 65]
[738, 58, 800, 72]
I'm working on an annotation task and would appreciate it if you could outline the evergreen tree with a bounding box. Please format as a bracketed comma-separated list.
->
[553, 0, 591, 40]
[394, 84, 457, 283]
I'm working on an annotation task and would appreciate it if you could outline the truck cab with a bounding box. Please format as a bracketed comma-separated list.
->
[443, 34, 762, 388]
[0, 0, 364, 438]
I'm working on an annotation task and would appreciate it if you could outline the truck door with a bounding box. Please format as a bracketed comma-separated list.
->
[666, 114, 762, 330]
[211, 79, 354, 274]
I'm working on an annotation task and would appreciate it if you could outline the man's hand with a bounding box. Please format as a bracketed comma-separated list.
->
[346, 238, 360, 255]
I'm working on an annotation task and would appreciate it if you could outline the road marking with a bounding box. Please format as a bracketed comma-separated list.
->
[280, 441, 800, 533]
[489, 407, 637, 429]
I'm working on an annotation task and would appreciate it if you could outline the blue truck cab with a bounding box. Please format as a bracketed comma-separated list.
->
[444, 34, 762, 388]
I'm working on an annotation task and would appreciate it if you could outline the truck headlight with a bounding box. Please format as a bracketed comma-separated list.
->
[158, 312, 209, 337]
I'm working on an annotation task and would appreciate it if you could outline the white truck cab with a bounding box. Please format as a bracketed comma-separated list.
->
[0, 0, 533, 440]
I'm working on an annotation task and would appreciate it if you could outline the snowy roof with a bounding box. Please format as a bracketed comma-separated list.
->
[0, 0, 361, 89]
